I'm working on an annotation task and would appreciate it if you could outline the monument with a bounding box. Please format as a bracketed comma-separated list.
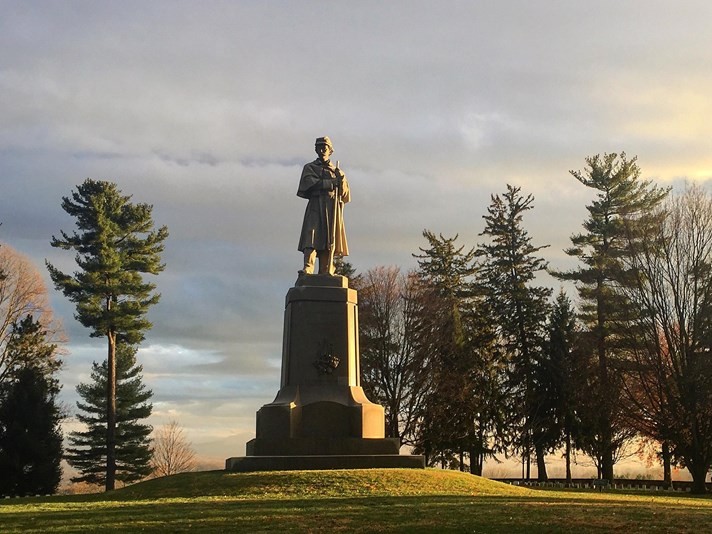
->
[226, 137, 424, 471]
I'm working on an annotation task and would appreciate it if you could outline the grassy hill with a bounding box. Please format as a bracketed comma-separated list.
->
[117, 468, 529, 499]
[1, 469, 710, 533]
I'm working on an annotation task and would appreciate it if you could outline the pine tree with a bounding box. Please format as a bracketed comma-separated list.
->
[334, 256, 357, 279]
[460, 298, 509, 476]
[0, 317, 63, 496]
[546, 290, 581, 485]
[413, 232, 508, 473]
[3, 315, 60, 383]
[413, 231, 487, 469]
[47, 179, 167, 490]
[67, 344, 153, 486]
[477, 185, 552, 480]
[554, 153, 668, 480]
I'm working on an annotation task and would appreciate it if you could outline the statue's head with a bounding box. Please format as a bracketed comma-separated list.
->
[315, 136, 333, 160]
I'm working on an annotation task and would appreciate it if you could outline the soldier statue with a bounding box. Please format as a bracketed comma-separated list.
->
[297, 136, 350, 275]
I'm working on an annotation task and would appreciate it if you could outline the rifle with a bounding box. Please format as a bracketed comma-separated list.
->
[328, 160, 342, 274]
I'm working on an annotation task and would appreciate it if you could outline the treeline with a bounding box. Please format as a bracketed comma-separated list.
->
[352, 153, 712, 494]
[3, 156, 712, 496]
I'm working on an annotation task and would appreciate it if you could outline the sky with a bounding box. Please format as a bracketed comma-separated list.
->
[2, 1, 712, 473]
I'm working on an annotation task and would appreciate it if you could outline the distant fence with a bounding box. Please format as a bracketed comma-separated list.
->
[492, 477, 710, 492]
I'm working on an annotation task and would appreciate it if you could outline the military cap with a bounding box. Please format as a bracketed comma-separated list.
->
[315, 136, 333, 149]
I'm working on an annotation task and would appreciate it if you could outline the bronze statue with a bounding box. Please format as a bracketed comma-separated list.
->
[297, 136, 350, 275]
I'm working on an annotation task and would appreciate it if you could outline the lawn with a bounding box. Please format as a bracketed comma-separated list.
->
[1, 469, 710, 533]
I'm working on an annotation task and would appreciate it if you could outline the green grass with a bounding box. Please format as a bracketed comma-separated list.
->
[1, 469, 711, 533]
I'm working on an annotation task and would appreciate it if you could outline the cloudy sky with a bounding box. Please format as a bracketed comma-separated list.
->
[3, 1, 712, 470]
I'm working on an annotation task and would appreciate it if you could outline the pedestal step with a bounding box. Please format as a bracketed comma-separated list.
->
[247, 436, 400, 456]
[225, 454, 425, 472]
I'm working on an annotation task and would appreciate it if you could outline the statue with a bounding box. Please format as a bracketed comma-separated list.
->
[226, 135, 425, 472]
[297, 136, 350, 275]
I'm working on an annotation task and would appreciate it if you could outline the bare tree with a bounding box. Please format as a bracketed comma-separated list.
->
[151, 420, 196, 477]
[0, 243, 62, 383]
[620, 184, 712, 493]
[356, 266, 429, 446]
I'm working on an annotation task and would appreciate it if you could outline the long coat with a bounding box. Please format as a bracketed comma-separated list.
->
[297, 159, 350, 256]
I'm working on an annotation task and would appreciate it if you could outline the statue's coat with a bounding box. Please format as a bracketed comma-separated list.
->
[297, 159, 350, 256]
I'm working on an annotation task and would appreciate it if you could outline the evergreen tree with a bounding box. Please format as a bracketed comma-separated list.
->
[67, 344, 153, 486]
[47, 179, 167, 490]
[334, 256, 357, 280]
[0, 318, 63, 496]
[477, 185, 552, 480]
[459, 298, 509, 476]
[553, 153, 668, 480]
[413, 231, 498, 470]
[546, 290, 581, 485]
[3, 315, 60, 383]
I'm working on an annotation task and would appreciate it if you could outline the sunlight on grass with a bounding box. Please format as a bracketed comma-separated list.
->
[1, 469, 710, 533]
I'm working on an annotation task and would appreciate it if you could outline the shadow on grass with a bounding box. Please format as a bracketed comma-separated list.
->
[1, 493, 709, 533]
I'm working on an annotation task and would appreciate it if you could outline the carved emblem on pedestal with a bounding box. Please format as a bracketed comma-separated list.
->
[313, 340, 340, 375]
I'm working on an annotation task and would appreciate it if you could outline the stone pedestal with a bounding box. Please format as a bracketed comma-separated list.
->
[226, 274, 424, 471]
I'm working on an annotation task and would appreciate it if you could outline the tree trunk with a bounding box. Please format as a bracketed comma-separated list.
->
[565, 432, 572, 485]
[596, 275, 614, 484]
[386, 410, 399, 442]
[470, 426, 484, 476]
[469, 448, 483, 476]
[106, 331, 117, 491]
[601, 449, 614, 481]
[662, 442, 672, 489]
[535, 442, 548, 481]
[689, 458, 709, 494]
[459, 450, 464, 472]
[525, 429, 531, 480]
